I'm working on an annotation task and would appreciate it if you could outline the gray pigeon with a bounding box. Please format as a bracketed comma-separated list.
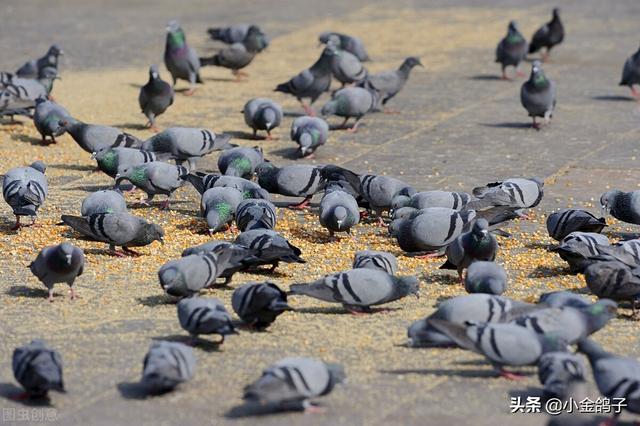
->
[243, 98, 283, 140]
[242, 357, 345, 413]
[177, 297, 236, 344]
[392, 190, 470, 211]
[319, 189, 360, 236]
[584, 261, 640, 313]
[15, 45, 64, 79]
[29, 242, 85, 302]
[60, 119, 142, 154]
[546, 209, 606, 241]
[319, 31, 369, 61]
[549, 231, 610, 273]
[391, 208, 476, 254]
[33, 98, 70, 143]
[94, 147, 168, 178]
[441, 218, 498, 279]
[464, 261, 507, 295]
[208, 24, 269, 49]
[3, 161, 48, 229]
[407, 294, 538, 347]
[141, 127, 233, 170]
[232, 282, 291, 329]
[234, 229, 305, 271]
[235, 198, 277, 231]
[321, 86, 378, 132]
[61, 212, 164, 256]
[218, 146, 264, 179]
[200, 186, 244, 233]
[521, 61, 556, 129]
[274, 48, 333, 115]
[200, 26, 268, 80]
[320, 164, 363, 202]
[538, 291, 593, 309]
[139, 65, 174, 131]
[352, 250, 397, 275]
[538, 351, 586, 400]
[158, 252, 220, 297]
[359, 174, 415, 223]
[358, 57, 422, 111]
[577, 338, 640, 422]
[620, 43, 640, 98]
[0, 68, 59, 117]
[290, 115, 329, 158]
[326, 35, 367, 86]
[116, 161, 187, 208]
[255, 162, 325, 209]
[81, 189, 127, 216]
[12, 340, 64, 399]
[528, 8, 565, 61]
[140, 340, 195, 395]
[495, 21, 528, 80]
[468, 177, 544, 211]
[600, 189, 640, 224]
[182, 172, 269, 199]
[289, 268, 419, 313]
[181, 240, 257, 285]
[164, 21, 202, 95]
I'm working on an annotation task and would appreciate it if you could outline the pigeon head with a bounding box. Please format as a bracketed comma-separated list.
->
[599, 190, 620, 214]
[332, 205, 349, 229]
[552, 8, 561, 19]
[402, 56, 423, 70]
[48, 44, 64, 57]
[320, 99, 339, 116]
[388, 218, 404, 237]
[471, 218, 490, 239]
[325, 362, 346, 386]
[245, 26, 269, 52]
[206, 202, 232, 233]
[508, 21, 519, 32]
[51, 242, 76, 267]
[577, 338, 610, 363]
[148, 65, 161, 80]
[582, 299, 617, 332]
[57, 117, 79, 132]
[318, 31, 333, 44]
[396, 275, 420, 298]
[391, 206, 419, 221]
[529, 61, 549, 87]
[140, 223, 165, 245]
[166, 21, 186, 48]
[29, 161, 46, 174]
[256, 105, 279, 131]
[539, 334, 569, 354]
[94, 149, 118, 174]
[255, 161, 275, 176]
[158, 264, 183, 295]
[298, 132, 314, 156]
[326, 34, 341, 50]
[391, 194, 411, 210]
[115, 165, 147, 186]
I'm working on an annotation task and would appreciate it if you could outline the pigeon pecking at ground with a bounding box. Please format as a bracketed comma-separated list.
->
[81, 189, 127, 216]
[528, 8, 565, 62]
[159, 252, 222, 297]
[352, 250, 398, 275]
[326, 35, 367, 87]
[181, 240, 257, 286]
[218, 146, 264, 179]
[290, 115, 329, 158]
[177, 297, 237, 344]
[164, 20, 202, 95]
[600, 189, 640, 225]
[359, 174, 415, 224]
[546, 208, 607, 241]
[12, 340, 65, 399]
[115, 161, 187, 209]
[495, 21, 528, 80]
[140, 340, 195, 395]
[520, 60, 556, 129]
[139, 65, 174, 131]
[235, 198, 277, 231]
[242, 98, 283, 140]
[464, 261, 507, 295]
[2, 160, 48, 229]
[537, 351, 586, 400]
[319, 189, 360, 237]
[583, 261, 640, 315]
[200, 186, 244, 233]
[94, 146, 169, 179]
[234, 229, 305, 272]
[59, 119, 142, 154]
[232, 282, 292, 329]
[29, 242, 85, 302]
[255, 162, 325, 209]
[467, 177, 544, 212]
[33, 97, 71, 144]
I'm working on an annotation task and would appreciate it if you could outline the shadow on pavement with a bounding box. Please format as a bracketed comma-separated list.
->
[592, 95, 635, 102]
[0, 383, 54, 407]
[480, 122, 531, 129]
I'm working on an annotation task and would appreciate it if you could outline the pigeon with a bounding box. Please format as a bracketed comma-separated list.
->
[0, 67, 59, 116]
[115, 161, 187, 208]
[391, 190, 471, 211]
[319, 31, 369, 61]
[619, 43, 640, 98]
[426, 319, 567, 379]
[29, 242, 85, 302]
[234, 229, 305, 271]
[321, 86, 378, 132]
[255, 162, 325, 209]
[181, 240, 257, 285]
[319, 189, 360, 236]
[546, 209, 607, 241]
[391, 208, 476, 255]
[141, 127, 233, 169]
[12, 340, 64, 399]
[352, 250, 397, 275]
[3, 161, 48, 229]
[200, 186, 244, 233]
[577, 338, 640, 422]
[464, 261, 507, 295]
[33, 98, 70, 144]
[441, 219, 498, 279]
[538, 351, 586, 400]
[81, 189, 127, 217]
[94, 147, 168, 178]
[232, 282, 292, 329]
[208, 24, 269, 49]
[538, 291, 593, 309]
[468, 177, 544, 211]
[61, 212, 164, 256]
[159, 252, 221, 297]
[359, 174, 415, 223]
[495, 21, 528, 80]
[0, 71, 13, 86]
[242, 98, 282, 140]
[549, 231, 610, 273]
[520, 61, 556, 129]
[235, 198, 277, 231]
[242, 357, 345, 413]
[200, 26, 268, 80]
[182, 172, 269, 199]
[289, 268, 419, 313]
[15, 45, 64, 79]
[326, 35, 367, 87]
[274, 47, 333, 115]
[583, 261, 640, 313]
[528, 8, 565, 61]
[600, 190, 640, 224]
[140, 341, 195, 395]
[290, 115, 329, 157]
[59, 119, 142, 154]
[139, 65, 174, 131]
[358, 57, 422, 111]
[164, 20, 202, 95]
[177, 297, 236, 344]
[218, 146, 264, 179]
[407, 294, 538, 347]
[320, 164, 363, 202]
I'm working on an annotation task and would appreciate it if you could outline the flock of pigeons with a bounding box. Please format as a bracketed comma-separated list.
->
[2, 7, 640, 424]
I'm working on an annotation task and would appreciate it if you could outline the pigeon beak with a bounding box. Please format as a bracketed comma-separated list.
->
[114, 173, 121, 179]
[159, 238, 165, 245]
[90, 152, 97, 160]
[481, 230, 488, 236]
[337, 219, 343, 227]
[415, 291, 420, 299]
[208, 228, 214, 236]
[65, 254, 72, 264]
[54, 76, 62, 80]
[417, 61, 424, 67]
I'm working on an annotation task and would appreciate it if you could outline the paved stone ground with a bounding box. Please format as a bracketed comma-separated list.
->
[1, 0, 640, 425]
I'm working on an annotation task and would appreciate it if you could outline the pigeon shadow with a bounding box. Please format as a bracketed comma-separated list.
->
[328, 123, 362, 131]
[607, 231, 640, 241]
[245, 268, 289, 279]
[422, 273, 460, 287]
[0, 117, 27, 125]
[0, 383, 54, 407]
[468, 74, 503, 81]
[524, 241, 551, 250]
[127, 83, 143, 89]
[63, 184, 121, 193]
[269, 147, 301, 160]
[205, 77, 238, 83]
[592, 95, 636, 102]
[223, 130, 264, 141]
[528, 265, 570, 278]
[225, 402, 307, 418]
[379, 368, 502, 379]
[5, 286, 50, 299]
[137, 294, 177, 307]
[283, 111, 306, 118]
[116, 382, 151, 400]
[152, 334, 222, 353]
[11, 133, 43, 146]
[479, 122, 532, 129]
[111, 123, 148, 131]
[294, 306, 400, 315]
[49, 163, 96, 172]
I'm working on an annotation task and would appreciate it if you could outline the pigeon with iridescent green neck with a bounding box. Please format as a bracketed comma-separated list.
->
[218, 146, 263, 179]
[201, 186, 244, 233]
[59, 118, 142, 154]
[521, 61, 556, 129]
[139, 65, 174, 131]
[164, 20, 202, 95]
[495, 21, 528, 80]
[290, 116, 328, 158]
[94, 147, 169, 178]
[115, 161, 187, 208]
[33, 98, 70, 144]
